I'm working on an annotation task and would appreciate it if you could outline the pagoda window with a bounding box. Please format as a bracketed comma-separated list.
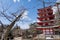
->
[43, 9, 46, 13]
[38, 9, 42, 13]
[48, 13, 53, 15]
[49, 17, 54, 20]
[44, 18, 47, 20]
[45, 22, 48, 26]
[48, 23, 51, 25]
[49, 15, 54, 20]
[40, 23, 43, 25]
[47, 8, 52, 11]
[43, 31, 46, 34]
[50, 21, 54, 23]
[43, 23, 45, 26]
[43, 14, 45, 16]
[37, 22, 43, 25]
[48, 23, 54, 26]
[46, 14, 48, 15]
[45, 30, 50, 35]
[37, 18, 43, 21]
[50, 29, 53, 35]
[38, 14, 46, 16]
[38, 13, 44, 17]
[47, 18, 49, 20]
[47, 9, 53, 13]
[47, 9, 50, 11]
[43, 18, 45, 20]
[44, 14, 46, 16]
[44, 29, 53, 35]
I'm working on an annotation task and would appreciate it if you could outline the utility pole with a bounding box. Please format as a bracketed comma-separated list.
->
[2, 9, 26, 40]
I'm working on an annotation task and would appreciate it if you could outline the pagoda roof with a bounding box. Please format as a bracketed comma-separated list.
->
[38, 6, 51, 11]
[36, 25, 60, 28]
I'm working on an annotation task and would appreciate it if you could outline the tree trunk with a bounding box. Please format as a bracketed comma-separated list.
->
[3, 9, 26, 40]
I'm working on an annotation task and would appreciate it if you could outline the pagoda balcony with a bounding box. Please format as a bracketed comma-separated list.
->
[37, 22, 54, 26]
[36, 27, 53, 30]
[38, 9, 53, 13]
[38, 6, 53, 13]
[48, 15, 54, 17]
[38, 13, 46, 17]
[38, 8, 47, 13]
[45, 7, 53, 12]
[37, 17, 54, 21]
[37, 15, 54, 21]
[48, 12, 53, 15]
[38, 11, 53, 16]
[37, 17, 44, 21]
[37, 22, 43, 26]
[48, 10, 53, 14]
[48, 15, 55, 20]
[38, 13, 53, 17]
[38, 14, 54, 18]
[37, 20, 54, 23]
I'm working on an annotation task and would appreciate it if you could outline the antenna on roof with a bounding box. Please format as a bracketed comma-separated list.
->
[42, 0, 45, 8]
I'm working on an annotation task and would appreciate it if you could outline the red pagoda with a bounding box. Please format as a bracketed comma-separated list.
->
[36, 6, 55, 35]
[34, 0, 60, 40]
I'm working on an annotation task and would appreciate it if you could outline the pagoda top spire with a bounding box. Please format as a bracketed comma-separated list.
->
[56, 0, 60, 4]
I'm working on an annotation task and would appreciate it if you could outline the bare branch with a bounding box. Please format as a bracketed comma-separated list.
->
[3, 9, 26, 40]
[0, 11, 12, 22]
[0, 0, 13, 22]
[0, 12, 13, 19]
[10, 8, 22, 17]
[0, 0, 4, 12]
[3, 3, 12, 12]
[0, 0, 12, 12]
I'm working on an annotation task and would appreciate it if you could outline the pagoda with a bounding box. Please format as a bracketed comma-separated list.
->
[33, 0, 60, 40]
[36, 0, 60, 38]
[37, 6, 54, 35]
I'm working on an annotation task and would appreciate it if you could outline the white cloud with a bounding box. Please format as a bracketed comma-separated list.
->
[23, 10, 28, 16]
[52, 0, 60, 14]
[21, 16, 32, 23]
[21, 10, 29, 19]
[56, 0, 60, 3]
[13, 0, 16, 3]
[52, 6, 58, 14]
[28, 0, 31, 2]
[13, 0, 20, 3]
[20, 23, 30, 29]
[32, 20, 36, 23]
[17, 22, 30, 29]
[17, 10, 32, 29]
[17, 0, 20, 2]
[22, 16, 28, 19]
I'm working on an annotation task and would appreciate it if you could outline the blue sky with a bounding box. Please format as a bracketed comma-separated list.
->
[0, 0, 57, 29]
